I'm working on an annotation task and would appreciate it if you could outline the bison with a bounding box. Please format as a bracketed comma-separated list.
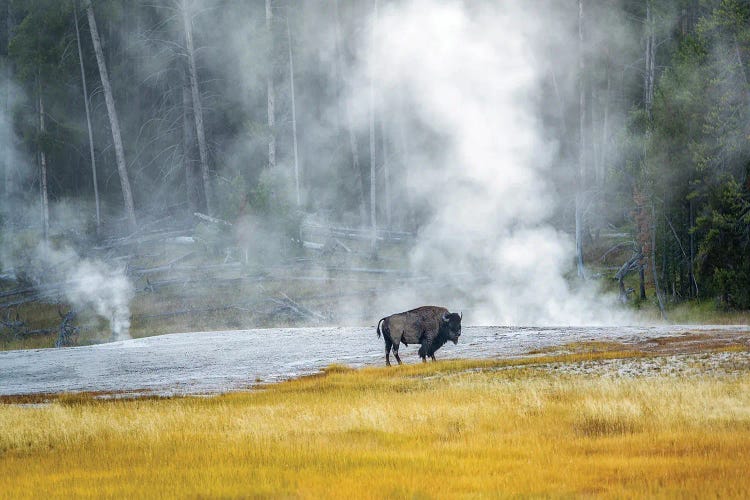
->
[376, 306, 462, 366]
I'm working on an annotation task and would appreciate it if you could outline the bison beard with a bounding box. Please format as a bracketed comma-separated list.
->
[417, 333, 450, 361]
[376, 305, 462, 366]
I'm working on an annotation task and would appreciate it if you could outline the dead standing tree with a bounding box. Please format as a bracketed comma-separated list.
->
[368, 0, 379, 250]
[73, 2, 101, 236]
[334, 0, 367, 225]
[37, 78, 49, 240]
[181, 0, 213, 216]
[640, 1, 667, 320]
[286, 14, 301, 206]
[3, 3, 12, 199]
[575, 0, 586, 280]
[182, 70, 203, 214]
[266, 0, 276, 169]
[86, 1, 137, 231]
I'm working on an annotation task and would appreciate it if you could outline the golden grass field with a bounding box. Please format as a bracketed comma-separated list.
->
[1, 346, 750, 498]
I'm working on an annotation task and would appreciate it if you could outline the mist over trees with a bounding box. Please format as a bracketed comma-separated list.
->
[0, 0, 749, 324]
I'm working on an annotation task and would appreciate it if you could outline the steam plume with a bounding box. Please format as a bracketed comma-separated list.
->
[354, 0, 628, 325]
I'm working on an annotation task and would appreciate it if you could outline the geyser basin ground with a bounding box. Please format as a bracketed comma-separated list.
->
[1, 325, 748, 396]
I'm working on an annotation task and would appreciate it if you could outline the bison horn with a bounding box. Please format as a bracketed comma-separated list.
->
[442, 312, 449, 322]
[460, 312, 463, 320]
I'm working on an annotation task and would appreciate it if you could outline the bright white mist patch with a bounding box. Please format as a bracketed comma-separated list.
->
[360, 0, 629, 325]
[35, 243, 135, 340]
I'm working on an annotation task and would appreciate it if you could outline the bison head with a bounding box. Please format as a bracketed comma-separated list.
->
[441, 311, 463, 344]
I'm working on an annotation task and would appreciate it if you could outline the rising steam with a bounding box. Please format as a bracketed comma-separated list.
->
[353, 0, 629, 325]
[34, 243, 134, 340]
[0, 0, 635, 338]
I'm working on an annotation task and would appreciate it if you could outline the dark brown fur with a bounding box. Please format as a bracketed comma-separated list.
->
[376, 306, 462, 366]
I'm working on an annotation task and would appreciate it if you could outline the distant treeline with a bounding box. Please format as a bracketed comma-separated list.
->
[0, 0, 748, 309]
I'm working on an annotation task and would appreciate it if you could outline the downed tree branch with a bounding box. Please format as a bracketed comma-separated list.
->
[614, 252, 642, 282]
[129, 261, 241, 277]
[194, 212, 232, 226]
[21, 328, 56, 337]
[614, 251, 643, 303]
[301, 223, 414, 242]
[599, 241, 633, 262]
[1, 291, 59, 309]
[325, 266, 414, 275]
[334, 238, 351, 252]
[279, 292, 325, 321]
[302, 241, 325, 250]
[0, 286, 38, 299]
[0, 310, 56, 339]
[94, 229, 192, 250]
[0, 311, 25, 338]
[137, 304, 239, 320]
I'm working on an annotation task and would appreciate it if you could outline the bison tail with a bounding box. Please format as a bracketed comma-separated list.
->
[376, 317, 386, 339]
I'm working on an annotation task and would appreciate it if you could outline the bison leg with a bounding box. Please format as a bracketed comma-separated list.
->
[384, 337, 393, 366]
[430, 353, 437, 362]
[392, 344, 403, 365]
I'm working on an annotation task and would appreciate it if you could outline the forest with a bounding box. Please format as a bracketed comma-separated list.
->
[0, 0, 749, 347]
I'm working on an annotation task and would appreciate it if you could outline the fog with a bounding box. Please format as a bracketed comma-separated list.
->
[339, 0, 632, 324]
[0, 0, 651, 342]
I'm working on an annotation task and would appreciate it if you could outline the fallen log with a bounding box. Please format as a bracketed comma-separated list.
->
[334, 239, 351, 252]
[279, 292, 325, 321]
[301, 223, 414, 242]
[302, 241, 325, 250]
[194, 212, 232, 226]
[129, 261, 241, 277]
[0, 286, 38, 299]
[599, 241, 633, 262]
[137, 304, 240, 320]
[96, 228, 191, 249]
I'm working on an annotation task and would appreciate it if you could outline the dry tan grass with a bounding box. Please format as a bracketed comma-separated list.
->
[1, 352, 750, 498]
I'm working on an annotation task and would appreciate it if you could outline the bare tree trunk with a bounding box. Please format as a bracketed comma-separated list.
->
[735, 34, 749, 86]
[639, 265, 646, 300]
[181, 0, 212, 216]
[287, 16, 300, 206]
[372, 0, 391, 229]
[550, 67, 567, 138]
[3, 2, 10, 199]
[38, 86, 49, 240]
[651, 204, 667, 320]
[333, 0, 366, 225]
[599, 44, 610, 187]
[381, 97, 391, 229]
[266, 0, 276, 169]
[182, 73, 201, 214]
[74, 3, 100, 236]
[575, 0, 586, 279]
[397, 92, 413, 231]
[368, 0, 378, 249]
[644, 0, 655, 118]
[86, 1, 137, 231]
[689, 199, 697, 297]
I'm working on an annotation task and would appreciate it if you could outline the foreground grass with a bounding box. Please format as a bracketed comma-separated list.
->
[1, 353, 750, 498]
